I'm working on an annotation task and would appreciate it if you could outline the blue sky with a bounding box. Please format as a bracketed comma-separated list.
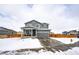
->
[0, 4, 79, 33]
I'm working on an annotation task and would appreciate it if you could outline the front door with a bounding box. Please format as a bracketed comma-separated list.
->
[32, 29, 36, 36]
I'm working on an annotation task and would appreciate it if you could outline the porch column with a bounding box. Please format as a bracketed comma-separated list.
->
[31, 29, 32, 37]
[36, 29, 37, 37]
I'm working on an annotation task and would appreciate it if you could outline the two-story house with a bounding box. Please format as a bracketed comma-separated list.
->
[21, 20, 50, 39]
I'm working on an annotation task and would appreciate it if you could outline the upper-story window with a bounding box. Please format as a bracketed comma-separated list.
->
[36, 24, 40, 28]
[36, 25, 38, 27]
[42, 24, 48, 28]
[26, 24, 32, 27]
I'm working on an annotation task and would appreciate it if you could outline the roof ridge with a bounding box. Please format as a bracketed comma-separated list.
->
[0, 27, 16, 32]
[25, 20, 48, 25]
[25, 20, 42, 24]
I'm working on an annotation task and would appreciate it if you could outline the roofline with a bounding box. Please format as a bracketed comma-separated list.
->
[24, 20, 42, 24]
[21, 27, 51, 30]
[24, 20, 49, 25]
[0, 27, 17, 32]
[42, 22, 49, 25]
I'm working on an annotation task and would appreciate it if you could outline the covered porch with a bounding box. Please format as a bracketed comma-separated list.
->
[21, 27, 37, 37]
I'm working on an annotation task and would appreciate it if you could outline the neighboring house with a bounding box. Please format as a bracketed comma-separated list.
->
[0, 27, 17, 35]
[62, 30, 79, 35]
[68, 30, 78, 35]
[62, 31, 68, 35]
[21, 20, 50, 39]
[62, 30, 79, 38]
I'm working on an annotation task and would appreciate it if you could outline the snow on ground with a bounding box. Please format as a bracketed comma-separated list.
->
[1, 47, 79, 55]
[63, 47, 79, 55]
[24, 47, 79, 55]
[0, 38, 43, 51]
[0, 38, 79, 55]
[50, 37, 79, 44]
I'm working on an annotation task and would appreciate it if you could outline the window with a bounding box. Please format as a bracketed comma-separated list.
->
[36, 25, 39, 27]
[36, 24, 40, 28]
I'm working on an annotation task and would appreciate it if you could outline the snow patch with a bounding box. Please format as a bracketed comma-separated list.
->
[50, 37, 79, 44]
[0, 38, 43, 51]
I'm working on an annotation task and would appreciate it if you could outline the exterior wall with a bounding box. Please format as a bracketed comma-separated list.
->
[0, 30, 16, 35]
[68, 31, 78, 35]
[25, 21, 41, 28]
[42, 23, 48, 28]
[25, 21, 48, 29]
[62, 31, 68, 35]
[37, 30, 50, 39]
[37, 33, 49, 39]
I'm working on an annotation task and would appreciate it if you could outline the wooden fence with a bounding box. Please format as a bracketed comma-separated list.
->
[49, 34, 77, 38]
[0, 34, 77, 38]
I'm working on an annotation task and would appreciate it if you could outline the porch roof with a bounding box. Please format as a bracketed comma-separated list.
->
[36, 28, 50, 30]
[21, 27, 34, 30]
[21, 27, 50, 31]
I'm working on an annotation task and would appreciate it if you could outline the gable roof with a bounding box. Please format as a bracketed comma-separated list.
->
[0, 27, 6, 30]
[25, 20, 48, 25]
[0, 27, 17, 32]
[25, 20, 42, 25]
[42, 23, 49, 25]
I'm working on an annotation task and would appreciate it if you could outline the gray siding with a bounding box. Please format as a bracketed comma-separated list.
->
[25, 21, 41, 28]
[37, 30, 50, 33]
[37, 30, 50, 39]
[0, 30, 16, 35]
[22, 20, 50, 39]
[0, 27, 17, 35]
[25, 20, 48, 29]
[37, 33, 49, 39]
[41, 23, 48, 28]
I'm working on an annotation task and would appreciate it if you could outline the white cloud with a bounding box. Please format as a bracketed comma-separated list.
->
[0, 4, 79, 33]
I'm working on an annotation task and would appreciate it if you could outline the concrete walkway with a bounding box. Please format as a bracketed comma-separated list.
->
[38, 38, 64, 47]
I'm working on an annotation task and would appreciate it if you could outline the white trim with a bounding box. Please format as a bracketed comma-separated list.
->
[31, 29, 32, 37]
[34, 29, 37, 37]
